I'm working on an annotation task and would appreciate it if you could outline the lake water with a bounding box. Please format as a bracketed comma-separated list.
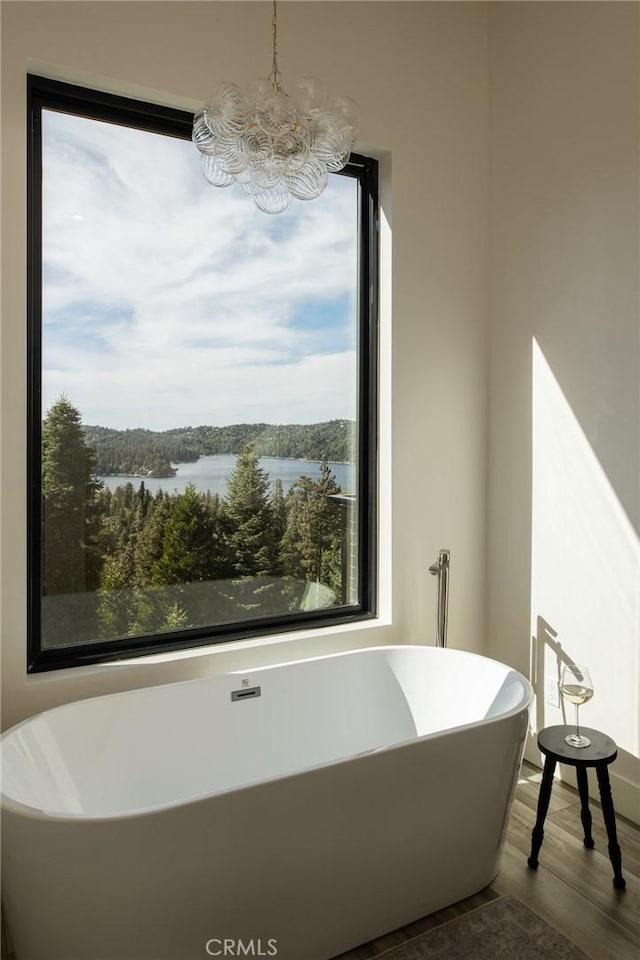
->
[98, 454, 355, 498]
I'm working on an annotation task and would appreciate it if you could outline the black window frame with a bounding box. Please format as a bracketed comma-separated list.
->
[27, 74, 378, 673]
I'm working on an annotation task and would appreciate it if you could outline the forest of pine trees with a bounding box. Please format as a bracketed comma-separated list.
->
[83, 419, 354, 477]
[41, 398, 352, 649]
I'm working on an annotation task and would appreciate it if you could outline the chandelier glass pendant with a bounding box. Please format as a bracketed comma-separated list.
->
[192, 0, 358, 214]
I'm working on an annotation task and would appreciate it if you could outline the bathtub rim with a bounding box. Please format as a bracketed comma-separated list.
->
[1, 644, 532, 822]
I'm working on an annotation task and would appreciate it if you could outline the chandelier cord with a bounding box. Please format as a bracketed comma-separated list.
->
[270, 0, 282, 93]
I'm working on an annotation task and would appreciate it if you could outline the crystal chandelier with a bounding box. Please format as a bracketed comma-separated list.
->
[192, 0, 358, 214]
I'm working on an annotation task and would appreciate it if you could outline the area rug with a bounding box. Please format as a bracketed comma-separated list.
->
[374, 896, 588, 960]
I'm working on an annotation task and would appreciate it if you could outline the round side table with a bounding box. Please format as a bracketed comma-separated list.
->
[527, 725, 626, 890]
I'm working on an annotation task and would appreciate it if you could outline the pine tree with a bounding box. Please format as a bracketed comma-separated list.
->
[41, 396, 104, 596]
[271, 478, 287, 546]
[224, 445, 279, 577]
[280, 463, 343, 593]
[152, 484, 220, 585]
[132, 491, 173, 588]
[97, 548, 134, 638]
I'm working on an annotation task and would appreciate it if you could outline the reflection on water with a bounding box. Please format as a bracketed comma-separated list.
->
[98, 454, 355, 497]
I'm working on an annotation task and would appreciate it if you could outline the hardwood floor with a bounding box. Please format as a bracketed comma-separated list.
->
[334, 760, 640, 960]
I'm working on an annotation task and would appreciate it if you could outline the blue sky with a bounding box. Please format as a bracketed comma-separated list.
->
[42, 109, 359, 430]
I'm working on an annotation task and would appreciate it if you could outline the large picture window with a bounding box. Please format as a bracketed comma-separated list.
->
[27, 76, 378, 672]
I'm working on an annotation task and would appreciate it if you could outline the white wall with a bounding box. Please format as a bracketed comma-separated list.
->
[1, 4, 490, 726]
[488, 1, 640, 820]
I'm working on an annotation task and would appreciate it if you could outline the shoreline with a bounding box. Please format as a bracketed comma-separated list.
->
[96, 455, 354, 487]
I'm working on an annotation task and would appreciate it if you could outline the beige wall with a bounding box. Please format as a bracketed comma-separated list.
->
[488, 0, 640, 818]
[1, 4, 490, 722]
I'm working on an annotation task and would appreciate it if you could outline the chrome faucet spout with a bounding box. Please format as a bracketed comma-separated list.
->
[429, 549, 450, 647]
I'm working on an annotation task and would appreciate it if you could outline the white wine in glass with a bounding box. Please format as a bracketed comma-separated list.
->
[560, 664, 594, 748]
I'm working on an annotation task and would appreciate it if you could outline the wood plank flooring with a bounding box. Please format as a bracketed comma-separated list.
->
[334, 760, 640, 960]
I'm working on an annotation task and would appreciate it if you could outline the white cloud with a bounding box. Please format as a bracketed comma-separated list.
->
[43, 350, 357, 430]
[42, 109, 359, 429]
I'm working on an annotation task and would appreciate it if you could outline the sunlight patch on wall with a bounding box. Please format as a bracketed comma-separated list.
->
[530, 339, 639, 758]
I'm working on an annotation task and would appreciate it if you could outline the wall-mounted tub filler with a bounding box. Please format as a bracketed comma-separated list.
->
[429, 548, 450, 647]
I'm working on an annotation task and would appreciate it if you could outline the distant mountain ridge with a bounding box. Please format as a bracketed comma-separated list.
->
[83, 420, 355, 478]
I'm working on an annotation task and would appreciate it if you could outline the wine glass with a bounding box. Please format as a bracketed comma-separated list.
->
[559, 664, 594, 748]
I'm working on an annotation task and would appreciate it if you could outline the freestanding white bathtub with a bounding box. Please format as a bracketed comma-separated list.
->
[1, 645, 531, 960]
